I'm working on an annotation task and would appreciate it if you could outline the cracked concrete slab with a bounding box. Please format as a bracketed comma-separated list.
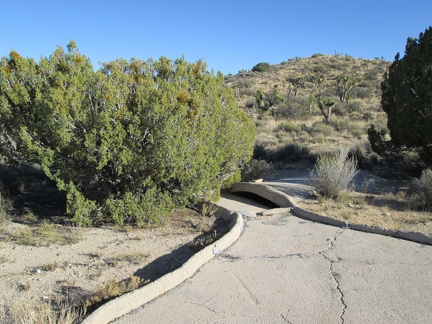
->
[113, 209, 432, 324]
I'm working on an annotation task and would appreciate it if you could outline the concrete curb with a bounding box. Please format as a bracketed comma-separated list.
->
[292, 207, 432, 246]
[230, 181, 432, 246]
[82, 209, 244, 324]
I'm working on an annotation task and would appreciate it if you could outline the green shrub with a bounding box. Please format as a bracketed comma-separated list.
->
[330, 117, 350, 132]
[271, 143, 311, 163]
[349, 141, 377, 169]
[276, 97, 311, 119]
[0, 42, 255, 226]
[311, 148, 358, 198]
[313, 134, 325, 143]
[413, 168, 432, 209]
[276, 121, 301, 133]
[362, 112, 374, 121]
[252, 62, 271, 73]
[241, 159, 273, 181]
[297, 131, 310, 143]
[348, 122, 364, 138]
[311, 122, 333, 136]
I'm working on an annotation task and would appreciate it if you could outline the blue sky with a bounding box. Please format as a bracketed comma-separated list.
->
[2, 0, 431, 75]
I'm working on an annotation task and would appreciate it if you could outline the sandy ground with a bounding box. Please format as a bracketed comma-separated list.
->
[0, 210, 227, 316]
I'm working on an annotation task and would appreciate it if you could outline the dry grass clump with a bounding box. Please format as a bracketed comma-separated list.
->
[1, 296, 86, 324]
[310, 148, 358, 198]
[85, 275, 147, 308]
[0, 221, 80, 246]
[190, 230, 221, 252]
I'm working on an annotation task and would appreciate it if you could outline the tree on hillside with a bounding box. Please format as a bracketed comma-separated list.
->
[336, 74, 356, 102]
[286, 76, 305, 103]
[369, 26, 432, 164]
[252, 62, 271, 73]
[0, 42, 256, 226]
[316, 95, 336, 123]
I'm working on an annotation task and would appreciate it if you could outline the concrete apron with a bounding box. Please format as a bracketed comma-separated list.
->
[84, 182, 432, 323]
[114, 211, 432, 324]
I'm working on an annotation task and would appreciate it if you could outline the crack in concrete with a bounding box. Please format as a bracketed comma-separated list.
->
[319, 229, 347, 324]
[280, 313, 293, 323]
[187, 301, 217, 315]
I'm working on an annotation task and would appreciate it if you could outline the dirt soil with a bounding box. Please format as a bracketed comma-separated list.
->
[0, 210, 228, 317]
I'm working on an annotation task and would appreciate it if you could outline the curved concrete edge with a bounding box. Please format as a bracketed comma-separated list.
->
[82, 210, 244, 324]
[292, 207, 432, 246]
[229, 181, 432, 246]
[230, 182, 297, 208]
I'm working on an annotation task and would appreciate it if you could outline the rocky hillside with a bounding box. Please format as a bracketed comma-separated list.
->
[225, 54, 391, 165]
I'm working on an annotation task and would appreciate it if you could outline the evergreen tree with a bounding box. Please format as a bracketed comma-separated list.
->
[369, 26, 432, 164]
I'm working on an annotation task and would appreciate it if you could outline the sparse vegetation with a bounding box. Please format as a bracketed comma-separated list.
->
[0, 221, 80, 246]
[190, 230, 221, 252]
[299, 190, 432, 233]
[226, 54, 389, 165]
[85, 275, 147, 308]
[1, 296, 85, 324]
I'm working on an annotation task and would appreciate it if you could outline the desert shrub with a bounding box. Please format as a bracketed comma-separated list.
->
[252, 62, 271, 73]
[332, 102, 347, 117]
[413, 168, 432, 209]
[311, 148, 358, 198]
[241, 159, 273, 181]
[253, 141, 310, 164]
[311, 122, 333, 136]
[362, 112, 374, 121]
[253, 142, 270, 161]
[330, 117, 350, 132]
[313, 134, 325, 143]
[240, 88, 255, 98]
[0, 42, 255, 226]
[1, 296, 85, 324]
[297, 131, 310, 143]
[347, 100, 363, 113]
[276, 97, 311, 119]
[0, 193, 11, 221]
[348, 122, 364, 138]
[403, 151, 422, 166]
[349, 141, 377, 169]
[351, 86, 372, 99]
[276, 121, 301, 133]
[349, 111, 363, 120]
[271, 143, 311, 163]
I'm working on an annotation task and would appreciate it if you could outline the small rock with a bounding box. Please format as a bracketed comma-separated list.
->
[240, 211, 256, 219]
[212, 245, 223, 255]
